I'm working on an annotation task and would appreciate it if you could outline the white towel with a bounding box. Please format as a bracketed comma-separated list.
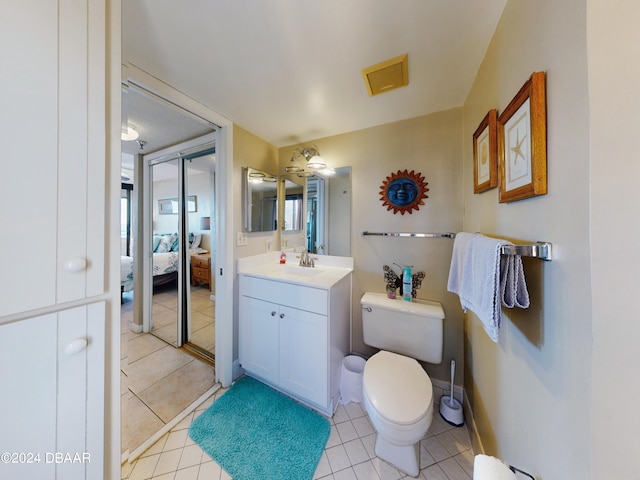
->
[447, 233, 529, 342]
[500, 254, 530, 308]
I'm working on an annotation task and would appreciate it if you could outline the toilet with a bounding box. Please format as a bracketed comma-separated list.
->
[360, 292, 444, 477]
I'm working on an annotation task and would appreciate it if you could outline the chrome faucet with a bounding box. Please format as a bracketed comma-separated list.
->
[298, 249, 316, 267]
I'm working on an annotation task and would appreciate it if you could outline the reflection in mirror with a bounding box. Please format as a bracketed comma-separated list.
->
[243, 167, 278, 232]
[282, 177, 304, 231]
[185, 152, 215, 359]
[306, 166, 351, 256]
[150, 159, 180, 347]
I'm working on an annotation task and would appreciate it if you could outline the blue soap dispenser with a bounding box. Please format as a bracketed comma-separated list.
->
[402, 265, 413, 301]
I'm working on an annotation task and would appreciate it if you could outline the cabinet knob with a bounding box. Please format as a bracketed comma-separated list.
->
[280, 313, 285, 319]
[64, 257, 87, 273]
[271, 311, 276, 316]
[64, 338, 87, 355]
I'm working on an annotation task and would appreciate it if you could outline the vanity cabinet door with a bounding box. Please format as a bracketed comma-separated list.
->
[279, 306, 328, 407]
[239, 296, 280, 384]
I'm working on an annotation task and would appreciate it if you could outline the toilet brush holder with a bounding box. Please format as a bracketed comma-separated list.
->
[440, 360, 464, 427]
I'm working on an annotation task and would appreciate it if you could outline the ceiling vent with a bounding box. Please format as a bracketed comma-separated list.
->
[362, 54, 409, 96]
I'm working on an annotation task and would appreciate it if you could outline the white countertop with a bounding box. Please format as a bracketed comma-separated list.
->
[237, 251, 353, 289]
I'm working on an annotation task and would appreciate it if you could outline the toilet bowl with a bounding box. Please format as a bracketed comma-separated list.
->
[363, 350, 433, 477]
[360, 292, 444, 477]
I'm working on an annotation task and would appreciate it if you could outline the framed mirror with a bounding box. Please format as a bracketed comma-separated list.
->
[243, 167, 278, 232]
[282, 178, 304, 231]
[306, 166, 352, 256]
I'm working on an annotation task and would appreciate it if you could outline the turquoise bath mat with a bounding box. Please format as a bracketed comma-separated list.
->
[189, 376, 330, 480]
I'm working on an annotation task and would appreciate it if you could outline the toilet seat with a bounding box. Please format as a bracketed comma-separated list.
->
[363, 350, 433, 426]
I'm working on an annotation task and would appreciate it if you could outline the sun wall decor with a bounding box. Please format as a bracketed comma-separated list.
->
[379, 169, 429, 215]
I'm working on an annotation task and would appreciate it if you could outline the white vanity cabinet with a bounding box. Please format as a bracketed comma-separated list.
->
[239, 270, 351, 416]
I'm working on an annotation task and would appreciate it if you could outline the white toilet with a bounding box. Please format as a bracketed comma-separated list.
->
[360, 292, 444, 477]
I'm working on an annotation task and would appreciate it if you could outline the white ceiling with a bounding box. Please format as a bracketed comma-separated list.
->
[121, 86, 214, 156]
[122, 0, 506, 149]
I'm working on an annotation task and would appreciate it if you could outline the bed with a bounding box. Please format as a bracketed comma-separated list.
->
[120, 233, 204, 300]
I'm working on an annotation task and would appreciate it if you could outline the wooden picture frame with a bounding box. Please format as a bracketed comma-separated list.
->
[498, 71, 547, 203]
[472, 109, 498, 193]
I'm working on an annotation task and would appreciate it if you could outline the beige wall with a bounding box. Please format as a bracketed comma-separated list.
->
[462, 0, 592, 478]
[279, 108, 465, 384]
[232, 124, 279, 259]
[588, 1, 640, 478]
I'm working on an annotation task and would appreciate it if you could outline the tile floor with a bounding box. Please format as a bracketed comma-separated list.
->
[121, 288, 216, 455]
[121, 384, 474, 480]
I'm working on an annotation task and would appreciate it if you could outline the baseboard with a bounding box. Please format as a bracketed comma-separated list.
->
[122, 384, 220, 464]
[463, 389, 484, 455]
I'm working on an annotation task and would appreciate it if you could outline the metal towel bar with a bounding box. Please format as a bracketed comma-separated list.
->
[361, 231, 456, 238]
[361, 231, 553, 261]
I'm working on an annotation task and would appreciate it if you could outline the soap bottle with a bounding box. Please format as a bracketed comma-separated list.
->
[279, 251, 287, 264]
[402, 266, 412, 301]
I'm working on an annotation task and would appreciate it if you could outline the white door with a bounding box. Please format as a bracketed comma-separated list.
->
[1, 0, 106, 317]
[0, 302, 105, 480]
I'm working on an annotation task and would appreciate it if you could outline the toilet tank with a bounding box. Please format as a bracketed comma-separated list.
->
[361, 292, 444, 364]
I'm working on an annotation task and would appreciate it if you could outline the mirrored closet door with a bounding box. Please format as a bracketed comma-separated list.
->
[184, 150, 216, 359]
[149, 158, 181, 347]
[146, 144, 216, 361]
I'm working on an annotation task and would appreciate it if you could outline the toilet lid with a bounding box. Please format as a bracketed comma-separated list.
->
[363, 351, 433, 426]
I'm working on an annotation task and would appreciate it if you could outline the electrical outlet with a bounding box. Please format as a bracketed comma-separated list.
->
[236, 231, 248, 246]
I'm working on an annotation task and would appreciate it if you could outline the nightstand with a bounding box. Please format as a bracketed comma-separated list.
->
[191, 253, 211, 290]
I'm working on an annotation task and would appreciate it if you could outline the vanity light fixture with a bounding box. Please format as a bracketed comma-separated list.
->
[285, 145, 327, 173]
[248, 171, 277, 184]
[248, 171, 265, 184]
[121, 126, 139, 141]
[317, 167, 336, 176]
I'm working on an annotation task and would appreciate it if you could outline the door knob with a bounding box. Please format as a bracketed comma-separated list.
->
[63, 258, 87, 272]
[64, 338, 87, 355]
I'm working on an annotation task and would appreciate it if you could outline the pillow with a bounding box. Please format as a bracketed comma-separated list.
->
[152, 235, 162, 252]
[155, 234, 174, 253]
[170, 233, 180, 252]
[189, 233, 202, 249]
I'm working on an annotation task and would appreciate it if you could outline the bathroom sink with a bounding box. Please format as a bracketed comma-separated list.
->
[282, 265, 323, 276]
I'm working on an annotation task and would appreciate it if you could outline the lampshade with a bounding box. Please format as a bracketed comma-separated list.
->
[200, 217, 210, 230]
[306, 154, 327, 170]
[121, 126, 139, 141]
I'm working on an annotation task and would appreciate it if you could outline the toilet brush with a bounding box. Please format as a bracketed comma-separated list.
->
[439, 359, 464, 426]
